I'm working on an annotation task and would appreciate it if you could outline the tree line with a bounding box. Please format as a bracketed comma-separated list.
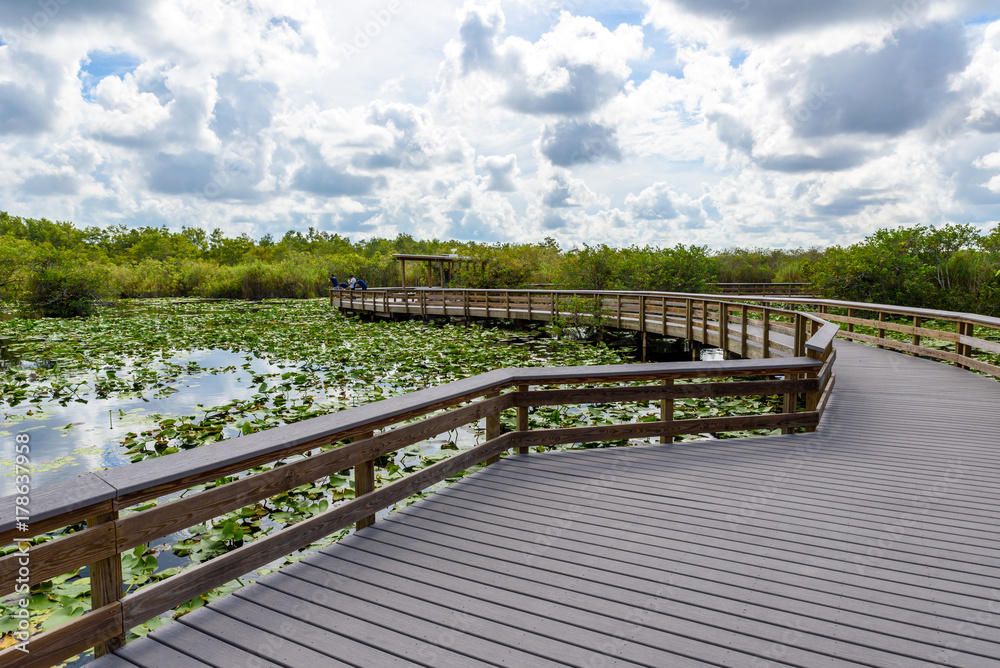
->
[1, 211, 998, 317]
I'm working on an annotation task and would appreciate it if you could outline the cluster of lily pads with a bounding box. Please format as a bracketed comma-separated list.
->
[0, 298, 789, 662]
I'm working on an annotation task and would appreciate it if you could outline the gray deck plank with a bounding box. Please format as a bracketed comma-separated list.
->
[139, 613, 286, 668]
[295, 547, 822, 668]
[232, 579, 511, 668]
[363, 506, 999, 665]
[203, 595, 408, 667]
[327, 529, 997, 668]
[367, 510, 999, 653]
[411, 482, 1000, 598]
[253, 570, 573, 668]
[112, 636, 215, 668]
[175, 606, 356, 667]
[87, 656, 140, 668]
[443, 465, 1000, 565]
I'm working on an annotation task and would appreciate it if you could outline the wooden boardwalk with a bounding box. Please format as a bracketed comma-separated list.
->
[91, 340, 1000, 667]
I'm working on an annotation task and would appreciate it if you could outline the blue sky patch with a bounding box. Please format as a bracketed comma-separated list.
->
[965, 14, 1000, 25]
[633, 24, 683, 83]
[268, 16, 302, 32]
[79, 50, 141, 97]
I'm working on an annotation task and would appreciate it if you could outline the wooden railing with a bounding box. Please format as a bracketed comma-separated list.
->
[334, 288, 1000, 380]
[710, 282, 813, 296]
[707, 295, 1000, 380]
[0, 297, 839, 668]
[333, 289, 837, 360]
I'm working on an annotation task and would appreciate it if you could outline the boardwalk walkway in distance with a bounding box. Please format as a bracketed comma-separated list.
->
[91, 339, 1000, 667]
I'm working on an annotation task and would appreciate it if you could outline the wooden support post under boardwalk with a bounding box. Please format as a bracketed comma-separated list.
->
[88, 511, 125, 658]
[485, 391, 502, 464]
[660, 379, 674, 444]
[354, 431, 376, 530]
[516, 384, 529, 454]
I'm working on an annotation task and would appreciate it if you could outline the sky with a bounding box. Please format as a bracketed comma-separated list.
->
[0, 0, 998, 250]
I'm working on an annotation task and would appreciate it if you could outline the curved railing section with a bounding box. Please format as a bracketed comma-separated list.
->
[0, 296, 839, 668]
[334, 288, 1000, 379]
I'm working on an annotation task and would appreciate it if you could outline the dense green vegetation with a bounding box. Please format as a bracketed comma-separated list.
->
[2, 211, 999, 316]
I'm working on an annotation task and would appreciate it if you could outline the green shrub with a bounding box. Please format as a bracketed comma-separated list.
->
[26, 262, 111, 317]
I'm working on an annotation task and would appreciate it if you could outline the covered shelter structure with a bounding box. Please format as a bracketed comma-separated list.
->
[393, 253, 478, 288]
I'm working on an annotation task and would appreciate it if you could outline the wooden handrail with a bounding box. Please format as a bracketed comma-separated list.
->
[1, 292, 841, 667]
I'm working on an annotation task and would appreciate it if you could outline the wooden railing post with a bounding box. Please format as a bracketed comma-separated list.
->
[485, 392, 502, 464]
[661, 296, 667, 335]
[516, 384, 529, 454]
[685, 298, 693, 344]
[720, 302, 729, 358]
[660, 379, 674, 444]
[762, 307, 771, 358]
[847, 308, 855, 334]
[912, 316, 921, 354]
[505, 291, 511, 319]
[527, 291, 533, 319]
[87, 511, 125, 658]
[700, 300, 707, 346]
[957, 321, 971, 369]
[354, 431, 376, 530]
[877, 311, 886, 349]
[639, 295, 647, 333]
[781, 379, 798, 435]
[794, 313, 806, 357]
[740, 304, 749, 358]
[616, 295, 622, 328]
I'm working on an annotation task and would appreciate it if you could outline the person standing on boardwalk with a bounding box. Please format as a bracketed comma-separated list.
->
[348, 275, 357, 290]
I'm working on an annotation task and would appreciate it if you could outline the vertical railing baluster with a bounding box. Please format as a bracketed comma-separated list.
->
[354, 431, 377, 529]
[516, 384, 529, 455]
[660, 379, 674, 444]
[762, 307, 771, 358]
[88, 511, 125, 658]
[740, 304, 748, 358]
[485, 391, 502, 465]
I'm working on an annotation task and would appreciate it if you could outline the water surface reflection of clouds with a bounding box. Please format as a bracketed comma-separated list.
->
[0, 349, 289, 494]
